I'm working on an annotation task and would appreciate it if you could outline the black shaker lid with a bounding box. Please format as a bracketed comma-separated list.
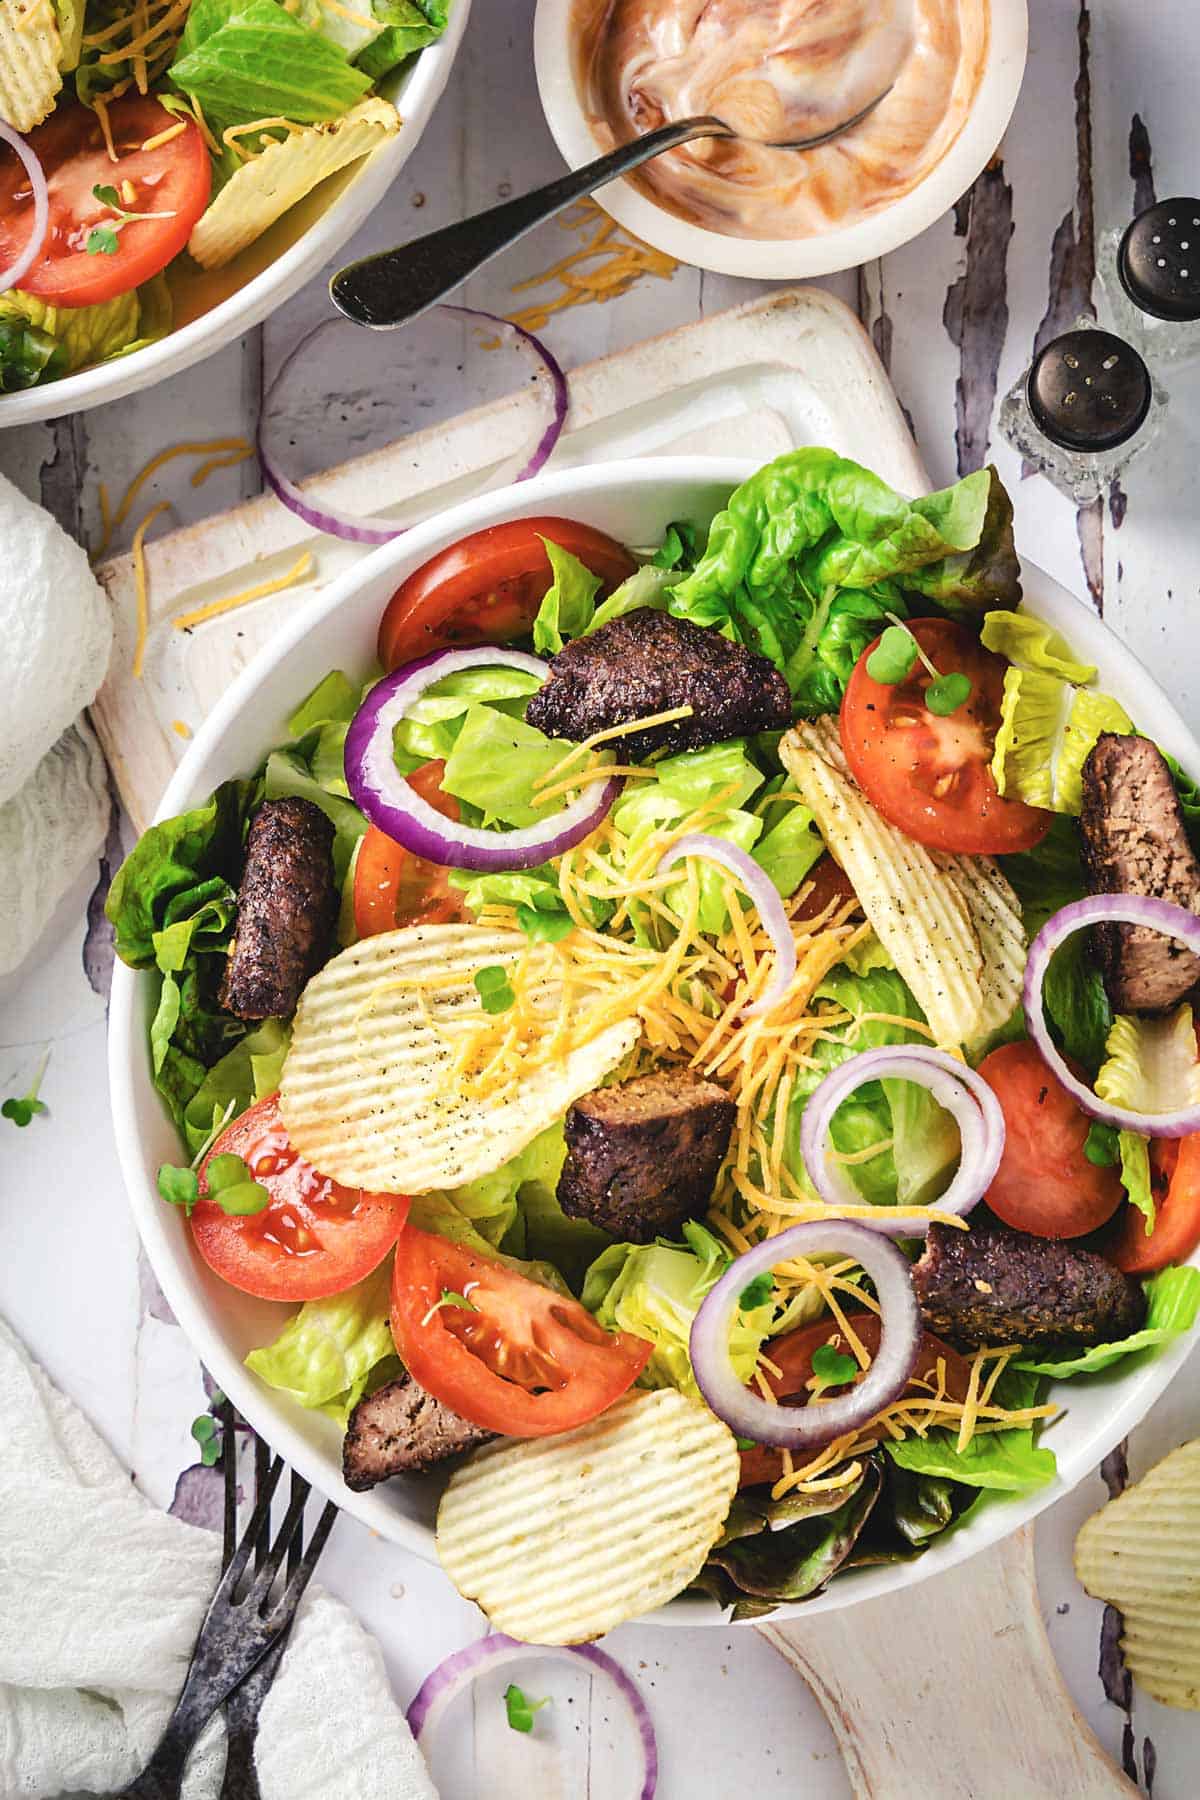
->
[1026, 329, 1152, 454]
[1118, 199, 1200, 322]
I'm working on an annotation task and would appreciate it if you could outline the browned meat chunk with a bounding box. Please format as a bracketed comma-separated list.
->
[558, 1068, 735, 1243]
[1080, 733, 1200, 1014]
[524, 608, 792, 760]
[913, 1219, 1145, 1350]
[342, 1372, 495, 1489]
[219, 798, 336, 1021]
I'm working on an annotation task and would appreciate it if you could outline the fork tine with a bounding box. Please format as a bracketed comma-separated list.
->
[286, 1472, 305, 1580]
[253, 1434, 272, 1574]
[275, 1499, 338, 1620]
[222, 1454, 284, 1598]
[248, 1472, 311, 1608]
[220, 1399, 238, 1572]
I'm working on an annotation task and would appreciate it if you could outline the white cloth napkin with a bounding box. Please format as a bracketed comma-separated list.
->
[0, 1314, 438, 1799]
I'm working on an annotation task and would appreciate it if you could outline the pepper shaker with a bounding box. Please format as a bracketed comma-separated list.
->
[997, 323, 1165, 504]
[1098, 197, 1200, 366]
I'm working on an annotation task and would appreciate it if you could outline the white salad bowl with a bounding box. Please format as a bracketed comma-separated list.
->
[0, 0, 471, 432]
[108, 456, 1200, 1625]
[533, 0, 1028, 281]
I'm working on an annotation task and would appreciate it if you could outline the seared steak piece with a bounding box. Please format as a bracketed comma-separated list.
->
[1080, 733, 1200, 1014]
[913, 1219, 1145, 1350]
[343, 1372, 495, 1489]
[558, 1068, 735, 1243]
[524, 608, 792, 760]
[219, 798, 336, 1021]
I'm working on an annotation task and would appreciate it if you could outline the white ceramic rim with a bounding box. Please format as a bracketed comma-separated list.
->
[533, 0, 1029, 280]
[108, 454, 1200, 1627]
[0, 0, 473, 431]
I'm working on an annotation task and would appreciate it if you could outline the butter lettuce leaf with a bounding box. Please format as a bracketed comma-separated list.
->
[1016, 1266, 1200, 1379]
[532, 540, 602, 656]
[0, 286, 153, 388]
[440, 705, 571, 827]
[667, 450, 1019, 713]
[246, 1263, 397, 1424]
[1095, 1007, 1200, 1230]
[1002, 816, 1112, 1073]
[181, 1018, 291, 1158]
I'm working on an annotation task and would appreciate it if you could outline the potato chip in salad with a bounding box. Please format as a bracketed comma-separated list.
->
[108, 449, 1200, 1630]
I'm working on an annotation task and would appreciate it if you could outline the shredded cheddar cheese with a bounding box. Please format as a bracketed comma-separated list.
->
[92, 437, 255, 563]
[507, 199, 679, 335]
[130, 500, 172, 678]
[171, 551, 317, 632]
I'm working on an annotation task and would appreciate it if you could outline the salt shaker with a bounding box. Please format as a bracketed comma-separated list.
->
[997, 323, 1164, 504]
[1098, 197, 1200, 366]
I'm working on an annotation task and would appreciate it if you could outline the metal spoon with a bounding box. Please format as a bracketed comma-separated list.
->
[330, 87, 892, 331]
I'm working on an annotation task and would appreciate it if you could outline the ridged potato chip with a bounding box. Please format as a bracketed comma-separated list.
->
[1075, 1439, 1200, 1710]
[935, 851, 1026, 1046]
[782, 720, 984, 1047]
[279, 923, 639, 1194]
[188, 99, 399, 270]
[437, 1389, 740, 1643]
[0, 0, 62, 132]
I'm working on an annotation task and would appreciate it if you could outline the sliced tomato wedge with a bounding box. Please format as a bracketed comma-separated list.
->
[192, 1095, 408, 1301]
[1108, 1135, 1200, 1273]
[378, 517, 637, 670]
[840, 618, 1053, 855]
[0, 98, 211, 307]
[390, 1227, 651, 1436]
[977, 1041, 1125, 1239]
[353, 760, 470, 936]
[738, 1311, 973, 1489]
[792, 853, 859, 924]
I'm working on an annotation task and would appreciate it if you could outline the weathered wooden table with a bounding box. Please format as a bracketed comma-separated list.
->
[2, 2, 1198, 1794]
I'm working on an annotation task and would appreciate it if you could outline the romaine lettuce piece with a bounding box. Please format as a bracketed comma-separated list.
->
[182, 1018, 291, 1158]
[169, 0, 373, 135]
[246, 1263, 397, 1424]
[586, 564, 677, 636]
[980, 609, 1095, 683]
[1095, 1007, 1200, 1230]
[582, 1228, 773, 1397]
[532, 540, 602, 656]
[1016, 1265, 1200, 1378]
[991, 666, 1132, 814]
[53, 0, 86, 68]
[440, 705, 569, 827]
[0, 287, 143, 381]
[1003, 815, 1113, 1072]
[355, 0, 447, 82]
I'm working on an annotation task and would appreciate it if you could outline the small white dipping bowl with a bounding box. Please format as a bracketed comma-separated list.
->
[109, 456, 1199, 1625]
[533, 0, 1028, 280]
[0, 1, 471, 431]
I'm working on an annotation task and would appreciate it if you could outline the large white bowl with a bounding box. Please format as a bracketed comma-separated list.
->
[109, 456, 1200, 1626]
[534, 0, 1028, 280]
[0, 2, 471, 431]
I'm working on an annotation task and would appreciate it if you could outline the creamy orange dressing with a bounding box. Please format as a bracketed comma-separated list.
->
[575, 0, 989, 240]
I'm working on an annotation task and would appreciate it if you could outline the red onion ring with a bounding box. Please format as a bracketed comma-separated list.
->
[1025, 894, 1200, 1137]
[257, 308, 568, 544]
[344, 644, 621, 872]
[798, 1045, 1005, 1231]
[656, 833, 796, 1016]
[0, 122, 49, 296]
[689, 1221, 920, 1449]
[407, 1633, 657, 1798]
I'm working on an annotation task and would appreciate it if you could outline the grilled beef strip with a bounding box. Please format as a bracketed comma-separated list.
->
[913, 1218, 1146, 1351]
[524, 607, 792, 760]
[219, 797, 337, 1022]
[1079, 732, 1200, 1014]
[557, 1068, 736, 1244]
[343, 1372, 496, 1489]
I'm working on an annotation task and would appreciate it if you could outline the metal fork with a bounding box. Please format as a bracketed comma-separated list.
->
[120, 1413, 338, 1800]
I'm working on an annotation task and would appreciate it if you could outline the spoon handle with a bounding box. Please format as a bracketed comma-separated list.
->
[329, 116, 726, 330]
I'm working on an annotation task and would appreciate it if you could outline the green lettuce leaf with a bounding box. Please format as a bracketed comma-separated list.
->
[54, 0, 87, 66]
[883, 1367, 1056, 1492]
[1094, 1007, 1200, 1229]
[107, 781, 253, 968]
[0, 318, 64, 392]
[667, 450, 1019, 712]
[181, 1018, 291, 1158]
[1016, 1266, 1200, 1378]
[991, 666, 1133, 814]
[170, 0, 373, 135]
[980, 609, 1095, 683]
[262, 750, 365, 884]
[1160, 750, 1200, 859]
[704, 1460, 883, 1607]
[582, 1228, 772, 1397]
[1002, 815, 1113, 1073]
[391, 665, 540, 767]
[586, 564, 678, 636]
[751, 791, 824, 899]
[246, 1263, 397, 1424]
[355, 0, 448, 81]
[440, 705, 570, 827]
[0, 288, 145, 385]
[449, 866, 575, 942]
[532, 540, 602, 656]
